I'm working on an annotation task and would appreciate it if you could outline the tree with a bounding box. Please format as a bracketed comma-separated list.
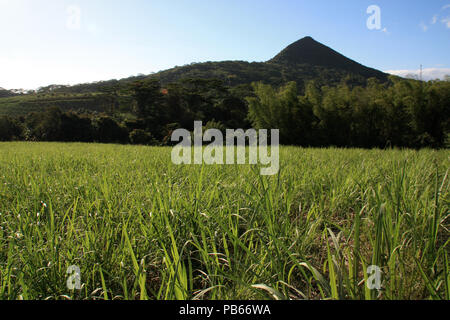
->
[93, 116, 129, 143]
[129, 129, 156, 145]
[0, 116, 23, 141]
[131, 79, 165, 120]
[247, 82, 314, 145]
[60, 112, 94, 142]
[25, 106, 63, 141]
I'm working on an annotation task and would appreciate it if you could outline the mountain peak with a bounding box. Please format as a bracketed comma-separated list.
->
[270, 36, 350, 66]
[297, 36, 315, 42]
[269, 36, 370, 71]
[269, 37, 385, 79]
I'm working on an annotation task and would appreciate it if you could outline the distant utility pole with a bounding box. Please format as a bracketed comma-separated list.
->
[420, 64, 423, 82]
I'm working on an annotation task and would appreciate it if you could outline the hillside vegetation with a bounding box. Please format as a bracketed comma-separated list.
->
[0, 37, 388, 116]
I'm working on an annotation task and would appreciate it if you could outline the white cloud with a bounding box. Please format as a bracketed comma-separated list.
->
[385, 68, 450, 81]
[419, 22, 429, 31]
[431, 15, 438, 24]
[422, 5, 450, 31]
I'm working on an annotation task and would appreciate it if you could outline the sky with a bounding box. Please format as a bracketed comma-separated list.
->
[0, 0, 449, 90]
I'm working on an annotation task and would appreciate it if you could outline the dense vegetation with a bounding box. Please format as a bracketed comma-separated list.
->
[0, 76, 449, 149]
[0, 143, 448, 300]
[248, 77, 450, 148]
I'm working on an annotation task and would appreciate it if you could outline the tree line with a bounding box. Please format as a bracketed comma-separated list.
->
[0, 76, 449, 148]
[248, 77, 449, 148]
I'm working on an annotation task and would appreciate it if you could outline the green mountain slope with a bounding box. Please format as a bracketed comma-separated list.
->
[150, 36, 388, 87]
[0, 37, 389, 116]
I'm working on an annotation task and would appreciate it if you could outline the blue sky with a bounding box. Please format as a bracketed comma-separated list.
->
[1, 0, 449, 89]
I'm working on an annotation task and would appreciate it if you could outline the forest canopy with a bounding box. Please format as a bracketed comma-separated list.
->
[0, 75, 449, 149]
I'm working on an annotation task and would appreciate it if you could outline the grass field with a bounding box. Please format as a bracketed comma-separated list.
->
[0, 142, 448, 300]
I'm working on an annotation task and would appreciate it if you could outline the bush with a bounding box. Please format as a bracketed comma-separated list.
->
[0, 116, 23, 141]
[93, 116, 129, 144]
[129, 129, 156, 145]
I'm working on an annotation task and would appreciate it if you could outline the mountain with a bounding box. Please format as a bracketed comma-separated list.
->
[38, 36, 388, 93]
[147, 36, 388, 88]
[0, 37, 390, 116]
[270, 36, 386, 79]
